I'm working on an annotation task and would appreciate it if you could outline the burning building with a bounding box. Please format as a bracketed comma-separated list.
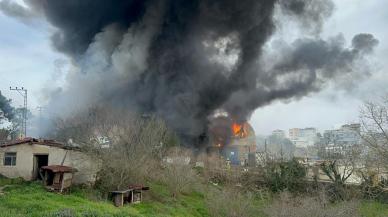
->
[208, 114, 256, 166]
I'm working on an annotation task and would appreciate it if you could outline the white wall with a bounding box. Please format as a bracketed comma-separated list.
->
[0, 143, 99, 184]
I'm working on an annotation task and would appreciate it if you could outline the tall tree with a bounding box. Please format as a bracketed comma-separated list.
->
[0, 91, 14, 121]
[0, 91, 14, 141]
[360, 96, 388, 169]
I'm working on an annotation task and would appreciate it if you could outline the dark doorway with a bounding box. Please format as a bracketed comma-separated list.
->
[33, 154, 48, 180]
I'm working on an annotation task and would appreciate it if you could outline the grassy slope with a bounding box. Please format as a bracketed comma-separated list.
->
[0, 179, 208, 217]
[360, 202, 388, 217]
[0, 178, 387, 217]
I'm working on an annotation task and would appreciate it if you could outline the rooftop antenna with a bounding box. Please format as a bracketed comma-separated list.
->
[10, 87, 28, 138]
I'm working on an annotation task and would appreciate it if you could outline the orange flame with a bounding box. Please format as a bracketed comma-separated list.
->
[232, 122, 249, 138]
[232, 123, 243, 136]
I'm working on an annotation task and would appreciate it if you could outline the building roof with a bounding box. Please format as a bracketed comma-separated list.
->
[41, 165, 77, 173]
[0, 137, 78, 150]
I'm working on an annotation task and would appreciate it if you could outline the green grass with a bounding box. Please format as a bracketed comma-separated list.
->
[0, 181, 140, 217]
[360, 201, 388, 217]
[0, 178, 388, 217]
[134, 183, 208, 217]
[0, 179, 208, 217]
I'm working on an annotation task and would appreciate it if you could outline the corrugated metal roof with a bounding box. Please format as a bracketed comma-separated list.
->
[0, 137, 79, 150]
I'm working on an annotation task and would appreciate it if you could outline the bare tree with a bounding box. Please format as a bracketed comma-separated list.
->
[206, 187, 259, 217]
[0, 129, 10, 142]
[51, 106, 177, 192]
[320, 160, 354, 185]
[360, 97, 388, 168]
[358, 98, 388, 200]
[160, 147, 200, 197]
[319, 144, 363, 201]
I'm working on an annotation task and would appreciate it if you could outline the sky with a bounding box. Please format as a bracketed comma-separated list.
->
[0, 0, 387, 136]
[253, 0, 388, 135]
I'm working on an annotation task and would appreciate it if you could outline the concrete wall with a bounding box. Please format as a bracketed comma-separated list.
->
[46, 147, 99, 184]
[0, 143, 40, 180]
[0, 143, 99, 184]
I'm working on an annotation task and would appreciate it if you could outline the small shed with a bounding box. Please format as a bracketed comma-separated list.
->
[110, 185, 149, 207]
[41, 165, 77, 193]
[0, 137, 99, 184]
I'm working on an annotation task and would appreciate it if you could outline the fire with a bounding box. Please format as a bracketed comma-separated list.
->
[232, 122, 248, 138]
[232, 123, 243, 135]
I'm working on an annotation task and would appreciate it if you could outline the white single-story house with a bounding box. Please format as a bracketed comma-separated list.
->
[0, 137, 99, 184]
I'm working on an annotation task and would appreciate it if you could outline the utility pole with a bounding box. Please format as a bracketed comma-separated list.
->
[264, 139, 268, 164]
[37, 106, 44, 138]
[10, 87, 28, 138]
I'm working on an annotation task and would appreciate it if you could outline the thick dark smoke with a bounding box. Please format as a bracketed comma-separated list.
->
[1, 0, 378, 144]
[35, 0, 147, 57]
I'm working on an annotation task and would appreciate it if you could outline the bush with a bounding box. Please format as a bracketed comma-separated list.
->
[206, 187, 261, 217]
[263, 159, 307, 193]
[160, 163, 200, 197]
[361, 179, 388, 203]
[159, 148, 201, 197]
[264, 191, 361, 217]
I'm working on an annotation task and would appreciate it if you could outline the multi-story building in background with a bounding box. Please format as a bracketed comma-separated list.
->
[261, 124, 362, 159]
[288, 127, 318, 148]
[323, 124, 361, 145]
[272, 129, 285, 138]
[320, 124, 361, 157]
[289, 128, 300, 140]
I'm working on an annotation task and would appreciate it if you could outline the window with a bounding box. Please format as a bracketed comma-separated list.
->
[4, 152, 16, 166]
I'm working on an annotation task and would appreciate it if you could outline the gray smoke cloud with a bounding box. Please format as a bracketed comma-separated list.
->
[0, 0, 39, 24]
[224, 33, 378, 119]
[0, 0, 378, 145]
[279, 0, 334, 34]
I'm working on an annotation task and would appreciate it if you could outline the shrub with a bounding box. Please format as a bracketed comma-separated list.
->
[263, 159, 307, 193]
[361, 177, 388, 203]
[159, 147, 201, 197]
[264, 191, 361, 217]
[206, 187, 260, 217]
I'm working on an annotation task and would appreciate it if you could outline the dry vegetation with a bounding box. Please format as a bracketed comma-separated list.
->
[264, 191, 361, 217]
[206, 187, 260, 217]
[51, 106, 200, 198]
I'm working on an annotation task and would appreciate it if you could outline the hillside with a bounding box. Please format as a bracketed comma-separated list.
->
[0, 178, 387, 217]
[0, 179, 209, 217]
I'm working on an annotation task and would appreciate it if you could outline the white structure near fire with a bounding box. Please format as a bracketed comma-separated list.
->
[0, 138, 98, 184]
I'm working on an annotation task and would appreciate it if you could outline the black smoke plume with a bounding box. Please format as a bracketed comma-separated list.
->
[1, 0, 378, 145]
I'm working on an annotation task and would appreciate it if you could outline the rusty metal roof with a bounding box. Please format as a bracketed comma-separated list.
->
[128, 184, 150, 191]
[0, 137, 78, 150]
[41, 165, 77, 173]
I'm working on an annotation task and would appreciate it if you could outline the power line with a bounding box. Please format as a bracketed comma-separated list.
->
[9, 87, 27, 138]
